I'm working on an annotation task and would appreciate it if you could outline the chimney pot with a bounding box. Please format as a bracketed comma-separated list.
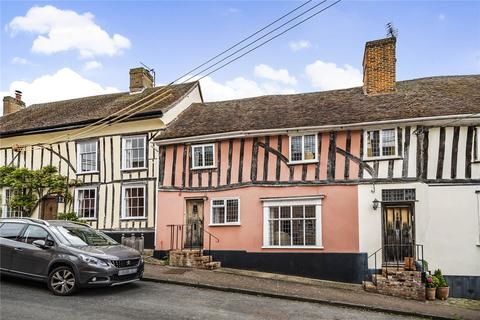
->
[362, 36, 396, 96]
[15, 90, 22, 101]
[129, 67, 154, 93]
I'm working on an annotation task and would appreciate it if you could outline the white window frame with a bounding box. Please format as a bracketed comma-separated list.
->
[122, 135, 147, 170]
[209, 197, 240, 226]
[288, 133, 318, 164]
[74, 187, 97, 220]
[76, 140, 98, 173]
[363, 128, 399, 160]
[121, 184, 147, 220]
[262, 196, 323, 249]
[191, 143, 216, 170]
[2, 188, 23, 218]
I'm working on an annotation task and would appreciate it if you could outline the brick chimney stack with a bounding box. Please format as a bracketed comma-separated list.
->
[362, 36, 396, 95]
[129, 67, 154, 93]
[3, 90, 26, 115]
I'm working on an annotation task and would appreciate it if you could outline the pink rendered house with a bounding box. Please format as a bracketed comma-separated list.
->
[152, 36, 480, 290]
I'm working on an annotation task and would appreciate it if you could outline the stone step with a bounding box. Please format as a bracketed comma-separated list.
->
[193, 255, 212, 262]
[204, 261, 221, 270]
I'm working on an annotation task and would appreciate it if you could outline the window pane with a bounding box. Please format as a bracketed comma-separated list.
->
[212, 207, 225, 224]
[280, 206, 291, 218]
[382, 129, 396, 156]
[226, 199, 239, 222]
[269, 220, 279, 246]
[290, 136, 302, 161]
[204, 145, 214, 166]
[193, 147, 203, 167]
[78, 189, 96, 218]
[292, 206, 303, 218]
[21, 225, 48, 244]
[123, 187, 145, 218]
[280, 220, 291, 245]
[305, 206, 316, 218]
[367, 131, 380, 157]
[292, 220, 304, 245]
[79, 141, 96, 172]
[0, 223, 24, 240]
[304, 135, 316, 160]
[270, 207, 279, 219]
[305, 219, 316, 245]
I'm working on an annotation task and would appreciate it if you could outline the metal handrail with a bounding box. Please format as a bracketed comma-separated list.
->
[365, 244, 424, 286]
[166, 223, 220, 257]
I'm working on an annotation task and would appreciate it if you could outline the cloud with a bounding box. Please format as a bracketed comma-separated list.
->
[1, 68, 119, 109]
[226, 8, 241, 15]
[254, 64, 297, 85]
[179, 74, 295, 102]
[438, 13, 446, 21]
[8, 5, 131, 58]
[83, 60, 102, 71]
[289, 40, 311, 52]
[305, 60, 362, 91]
[11, 57, 28, 65]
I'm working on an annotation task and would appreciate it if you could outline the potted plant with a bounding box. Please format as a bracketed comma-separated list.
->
[425, 275, 438, 300]
[434, 269, 449, 300]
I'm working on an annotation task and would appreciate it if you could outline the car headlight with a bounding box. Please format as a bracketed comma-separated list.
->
[79, 254, 109, 267]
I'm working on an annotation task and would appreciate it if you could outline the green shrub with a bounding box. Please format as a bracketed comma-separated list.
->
[57, 212, 79, 221]
[434, 269, 448, 287]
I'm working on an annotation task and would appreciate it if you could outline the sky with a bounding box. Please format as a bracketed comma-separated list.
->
[0, 0, 479, 111]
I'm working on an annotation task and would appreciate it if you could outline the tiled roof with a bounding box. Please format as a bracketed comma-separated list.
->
[0, 82, 198, 136]
[157, 75, 480, 141]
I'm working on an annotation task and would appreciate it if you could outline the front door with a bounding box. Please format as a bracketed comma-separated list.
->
[41, 197, 58, 220]
[185, 199, 204, 249]
[383, 205, 415, 263]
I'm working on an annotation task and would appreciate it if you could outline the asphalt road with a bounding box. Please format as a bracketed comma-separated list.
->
[0, 276, 419, 320]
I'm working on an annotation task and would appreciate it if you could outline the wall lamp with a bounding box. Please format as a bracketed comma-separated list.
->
[372, 198, 380, 211]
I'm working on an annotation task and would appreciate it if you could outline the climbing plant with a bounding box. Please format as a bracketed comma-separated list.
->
[0, 165, 81, 217]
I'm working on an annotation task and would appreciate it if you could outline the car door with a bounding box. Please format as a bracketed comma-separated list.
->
[0, 222, 27, 271]
[10, 225, 55, 278]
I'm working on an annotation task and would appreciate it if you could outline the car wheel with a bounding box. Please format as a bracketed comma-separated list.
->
[47, 266, 77, 296]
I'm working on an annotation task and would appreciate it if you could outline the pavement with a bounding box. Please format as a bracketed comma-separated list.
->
[143, 264, 480, 320]
[0, 276, 419, 320]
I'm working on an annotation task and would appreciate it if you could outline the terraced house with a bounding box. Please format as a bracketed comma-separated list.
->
[0, 68, 203, 248]
[153, 36, 480, 298]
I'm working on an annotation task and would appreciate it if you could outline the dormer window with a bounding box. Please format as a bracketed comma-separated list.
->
[365, 128, 398, 159]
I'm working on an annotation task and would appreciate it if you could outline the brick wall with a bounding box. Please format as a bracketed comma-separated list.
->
[363, 37, 396, 95]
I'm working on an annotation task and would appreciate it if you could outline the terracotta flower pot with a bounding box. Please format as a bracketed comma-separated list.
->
[426, 287, 436, 300]
[436, 287, 449, 300]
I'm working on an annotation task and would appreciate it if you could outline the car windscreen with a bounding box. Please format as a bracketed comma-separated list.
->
[52, 225, 118, 246]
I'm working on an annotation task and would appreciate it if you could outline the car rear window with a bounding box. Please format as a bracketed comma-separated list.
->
[0, 223, 25, 240]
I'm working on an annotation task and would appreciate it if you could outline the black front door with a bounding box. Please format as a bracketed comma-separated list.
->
[382, 205, 415, 264]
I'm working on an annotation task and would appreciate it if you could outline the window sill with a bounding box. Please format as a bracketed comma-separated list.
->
[288, 160, 319, 165]
[121, 167, 148, 172]
[209, 223, 241, 227]
[77, 171, 99, 175]
[262, 245, 324, 249]
[120, 217, 147, 221]
[79, 218, 97, 221]
[191, 166, 217, 171]
[363, 156, 403, 161]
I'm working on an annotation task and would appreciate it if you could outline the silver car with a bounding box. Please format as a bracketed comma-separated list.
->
[0, 218, 144, 295]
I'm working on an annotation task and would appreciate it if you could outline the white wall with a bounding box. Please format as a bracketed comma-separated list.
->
[359, 182, 480, 276]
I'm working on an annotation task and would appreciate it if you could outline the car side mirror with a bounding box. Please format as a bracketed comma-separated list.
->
[33, 239, 53, 249]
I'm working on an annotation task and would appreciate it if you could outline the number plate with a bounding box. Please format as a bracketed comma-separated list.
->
[118, 268, 137, 276]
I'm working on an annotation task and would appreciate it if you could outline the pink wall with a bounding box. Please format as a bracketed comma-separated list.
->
[156, 185, 359, 253]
